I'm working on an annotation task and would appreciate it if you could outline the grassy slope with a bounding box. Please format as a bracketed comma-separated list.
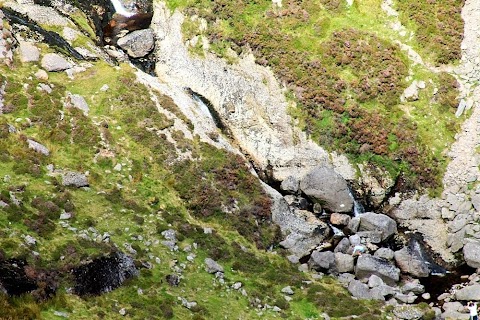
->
[0, 24, 387, 319]
[171, 0, 463, 193]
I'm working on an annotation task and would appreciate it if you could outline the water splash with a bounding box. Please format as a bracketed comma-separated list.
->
[329, 223, 344, 237]
[110, 0, 136, 17]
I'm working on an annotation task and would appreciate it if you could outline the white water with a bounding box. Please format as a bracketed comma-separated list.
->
[329, 223, 345, 237]
[110, 0, 136, 17]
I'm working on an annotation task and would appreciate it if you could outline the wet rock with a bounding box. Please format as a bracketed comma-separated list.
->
[358, 212, 397, 241]
[41, 53, 72, 71]
[62, 171, 88, 188]
[330, 213, 351, 226]
[463, 241, 480, 268]
[19, 41, 39, 62]
[117, 29, 155, 58]
[27, 139, 50, 156]
[280, 175, 299, 194]
[299, 166, 353, 213]
[65, 93, 89, 116]
[204, 258, 223, 274]
[72, 252, 138, 295]
[455, 284, 480, 300]
[334, 252, 354, 273]
[355, 254, 400, 286]
[394, 247, 430, 277]
[308, 250, 334, 271]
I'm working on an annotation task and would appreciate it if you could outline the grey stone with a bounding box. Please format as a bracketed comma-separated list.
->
[346, 217, 360, 233]
[394, 247, 430, 277]
[401, 280, 424, 294]
[374, 248, 394, 260]
[334, 252, 354, 273]
[281, 286, 294, 295]
[447, 228, 465, 253]
[368, 274, 384, 288]
[62, 171, 88, 187]
[472, 194, 480, 211]
[463, 241, 480, 268]
[59, 212, 71, 220]
[204, 258, 223, 274]
[161, 229, 176, 241]
[41, 53, 72, 71]
[358, 212, 397, 241]
[308, 250, 335, 271]
[356, 231, 383, 244]
[348, 279, 370, 299]
[117, 29, 155, 58]
[27, 139, 50, 156]
[34, 69, 48, 81]
[337, 273, 355, 287]
[395, 292, 417, 304]
[334, 238, 350, 253]
[455, 284, 480, 300]
[65, 93, 89, 116]
[19, 41, 39, 62]
[280, 176, 299, 194]
[355, 254, 400, 286]
[393, 305, 425, 320]
[299, 166, 353, 213]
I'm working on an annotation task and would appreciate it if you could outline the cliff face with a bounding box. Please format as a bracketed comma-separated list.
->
[0, 0, 478, 318]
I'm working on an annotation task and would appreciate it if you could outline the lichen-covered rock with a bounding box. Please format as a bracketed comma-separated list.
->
[62, 171, 88, 187]
[65, 92, 89, 115]
[204, 258, 223, 274]
[27, 139, 50, 156]
[299, 166, 353, 213]
[117, 29, 155, 58]
[41, 53, 72, 71]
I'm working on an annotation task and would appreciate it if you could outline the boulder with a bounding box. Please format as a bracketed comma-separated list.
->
[117, 29, 155, 58]
[346, 217, 360, 233]
[280, 176, 299, 194]
[19, 41, 39, 63]
[330, 213, 351, 226]
[355, 254, 400, 286]
[308, 250, 334, 271]
[368, 274, 384, 288]
[348, 279, 370, 299]
[394, 247, 430, 277]
[393, 305, 425, 320]
[374, 248, 394, 260]
[334, 238, 350, 253]
[62, 171, 88, 187]
[334, 252, 354, 273]
[41, 53, 72, 71]
[401, 280, 424, 294]
[265, 183, 330, 258]
[455, 284, 480, 300]
[65, 93, 89, 116]
[299, 166, 353, 213]
[358, 212, 397, 241]
[27, 139, 49, 156]
[463, 241, 480, 268]
[204, 258, 223, 274]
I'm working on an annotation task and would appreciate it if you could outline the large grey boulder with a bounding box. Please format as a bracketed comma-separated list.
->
[334, 252, 354, 273]
[280, 176, 299, 194]
[455, 284, 480, 300]
[334, 237, 350, 253]
[308, 250, 334, 271]
[463, 241, 480, 268]
[299, 166, 353, 213]
[264, 183, 330, 257]
[394, 247, 430, 278]
[393, 305, 426, 320]
[374, 248, 394, 260]
[41, 53, 72, 71]
[355, 254, 400, 286]
[358, 212, 397, 241]
[117, 29, 155, 58]
[62, 171, 88, 187]
[348, 279, 370, 299]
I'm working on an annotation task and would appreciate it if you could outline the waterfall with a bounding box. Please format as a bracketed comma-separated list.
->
[409, 236, 448, 276]
[110, 0, 136, 17]
[349, 190, 365, 217]
[329, 223, 345, 237]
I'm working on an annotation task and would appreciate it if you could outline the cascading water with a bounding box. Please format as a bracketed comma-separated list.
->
[110, 0, 136, 17]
